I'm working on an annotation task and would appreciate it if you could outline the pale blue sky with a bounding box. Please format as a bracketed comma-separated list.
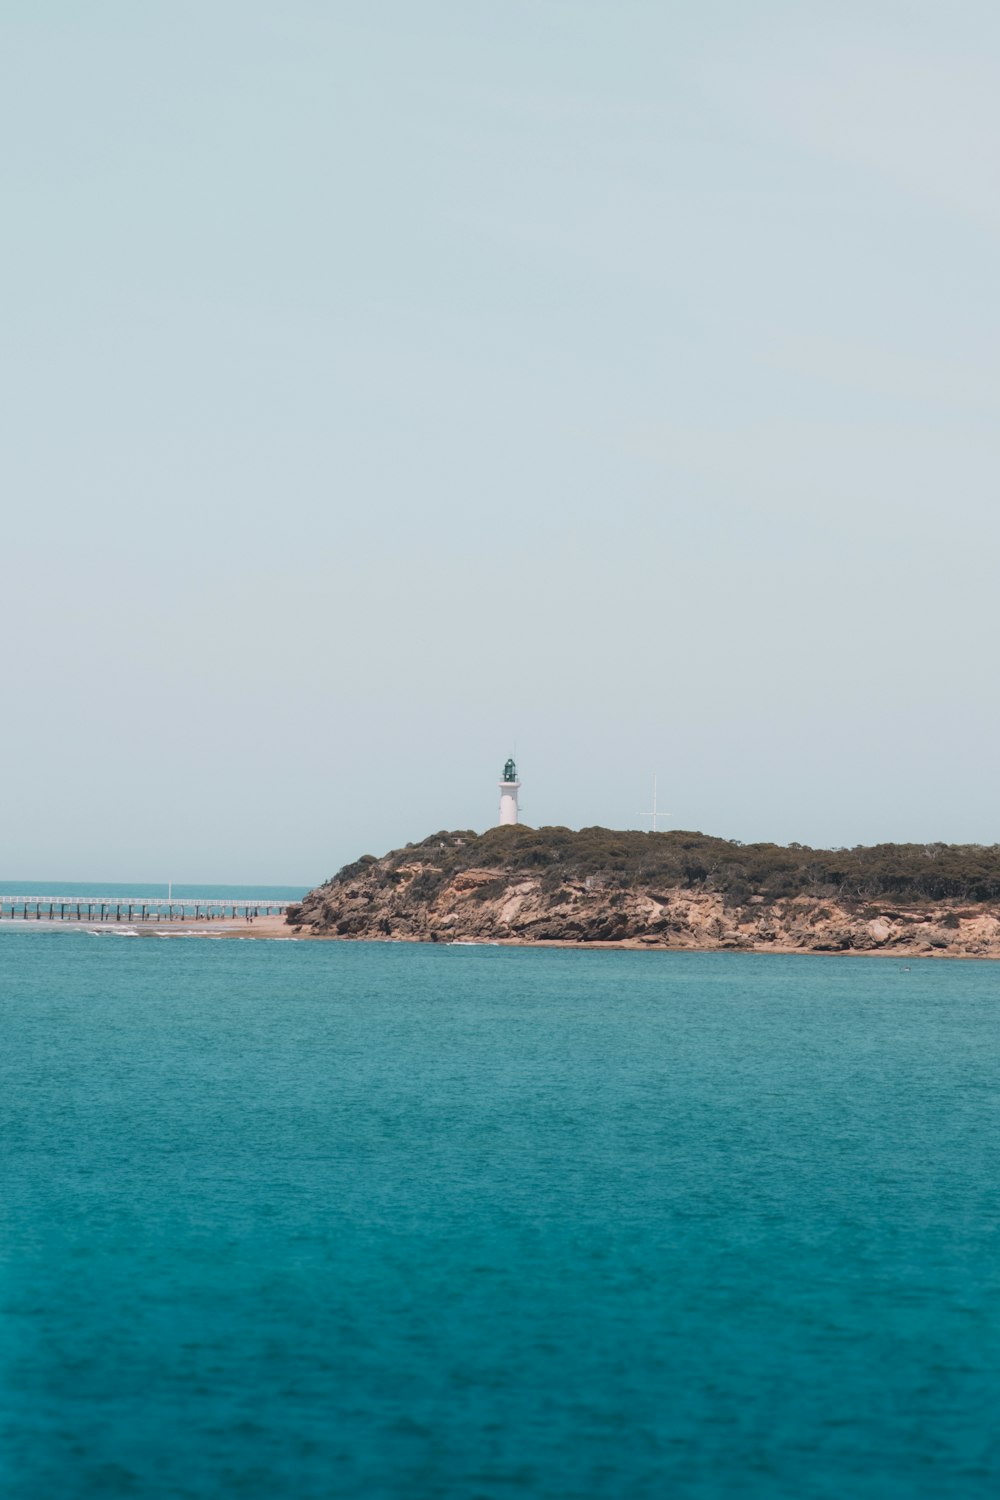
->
[3, 2, 999, 882]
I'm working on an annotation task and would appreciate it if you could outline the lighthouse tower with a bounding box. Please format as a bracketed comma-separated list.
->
[498, 757, 521, 825]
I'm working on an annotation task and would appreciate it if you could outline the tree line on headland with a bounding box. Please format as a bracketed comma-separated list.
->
[332, 826, 1000, 907]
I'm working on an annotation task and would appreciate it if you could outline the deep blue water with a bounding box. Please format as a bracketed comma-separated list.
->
[2, 935, 998, 1498]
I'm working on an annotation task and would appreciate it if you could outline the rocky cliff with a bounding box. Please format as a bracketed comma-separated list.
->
[286, 827, 1000, 957]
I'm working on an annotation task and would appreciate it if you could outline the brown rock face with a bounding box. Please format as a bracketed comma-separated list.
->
[286, 828, 1000, 957]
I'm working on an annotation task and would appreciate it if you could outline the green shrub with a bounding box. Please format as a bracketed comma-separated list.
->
[331, 827, 1000, 905]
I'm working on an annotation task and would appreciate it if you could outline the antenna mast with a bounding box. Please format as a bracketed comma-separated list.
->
[645, 774, 664, 833]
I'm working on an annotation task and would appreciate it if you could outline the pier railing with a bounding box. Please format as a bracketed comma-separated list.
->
[0, 896, 294, 923]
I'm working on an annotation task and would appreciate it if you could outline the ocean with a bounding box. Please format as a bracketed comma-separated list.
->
[0, 881, 309, 920]
[1, 933, 998, 1498]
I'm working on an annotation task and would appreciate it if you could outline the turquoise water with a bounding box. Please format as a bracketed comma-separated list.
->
[2, 936, 998, 1498]
[0, 882, 309, 899]
[0, 881, 308, 917]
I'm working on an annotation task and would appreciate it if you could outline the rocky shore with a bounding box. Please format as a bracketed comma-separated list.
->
[287, 828, 1000, 957]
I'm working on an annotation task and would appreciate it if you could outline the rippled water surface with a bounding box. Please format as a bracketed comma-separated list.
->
[2, 936, 998, 1497]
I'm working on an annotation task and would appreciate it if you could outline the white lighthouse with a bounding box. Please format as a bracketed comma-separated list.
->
[498, 757, 521, 825]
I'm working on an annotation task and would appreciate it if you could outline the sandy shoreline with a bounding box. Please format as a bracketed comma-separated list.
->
[0, 915, 297, 939]
[3, 916, 993, 958]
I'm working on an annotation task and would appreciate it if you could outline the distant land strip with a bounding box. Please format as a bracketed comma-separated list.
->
[286, 827, 1000, 957]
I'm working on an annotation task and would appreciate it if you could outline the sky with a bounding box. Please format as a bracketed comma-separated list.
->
[3, 1, 999, 883]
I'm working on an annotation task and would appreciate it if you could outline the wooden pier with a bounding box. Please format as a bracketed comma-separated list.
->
[0, 896, 294, 923]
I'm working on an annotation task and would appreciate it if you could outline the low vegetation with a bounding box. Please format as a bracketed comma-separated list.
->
[331, 827, 1000, 906]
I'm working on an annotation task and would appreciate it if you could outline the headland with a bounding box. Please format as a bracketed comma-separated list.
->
[285, 826, 1000, 958]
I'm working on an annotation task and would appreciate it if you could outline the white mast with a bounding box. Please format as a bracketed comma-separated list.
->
[647, 774, 664, 833]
